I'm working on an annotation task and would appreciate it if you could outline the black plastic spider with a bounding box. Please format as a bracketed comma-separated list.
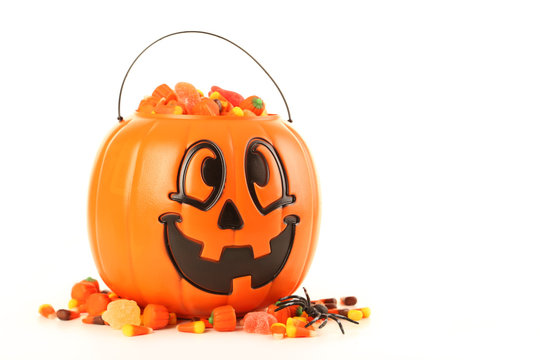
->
[275, 287, 359, 334]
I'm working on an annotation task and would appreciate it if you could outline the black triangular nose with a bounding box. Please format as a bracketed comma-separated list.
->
[218, 199, 244, 230]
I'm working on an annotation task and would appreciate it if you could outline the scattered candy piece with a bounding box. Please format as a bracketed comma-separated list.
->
[243, 312, 277, 334]
[359, 307, 371, 318]
[174, 82, 200, 114]
[68, 299, 78, 309]
[177, 320, 206, 334]
[347, 309, 363, 321]
[317, 298, 337, 305]
[101, 299, 141, 330]
[239, 95, 265, 116]
[82, 315, 106, 325]
[340, 296, 357, 306]
[271, 322, 287, 339]
[168, 313, 177, 325]
[209, 91, 232, 114]
[192, 98, 220, 116]
[122, 324, 153, 337]
[230, 106, 244, 116]
[286, 324, 316, 338]
[286, 316, 315, 330]
[86, 293, 111, 316]
[192, 317, 212, 328]
[71, 281, 98, 306]
[38, 304, 56, 319]
[142, 304, 170, 330]
[210, 86, 244, 107]
[152, 84, 175, 100]
[267, 303, 296, 324]
[209, 305, 236, 332]
[57, 309, 80, 321]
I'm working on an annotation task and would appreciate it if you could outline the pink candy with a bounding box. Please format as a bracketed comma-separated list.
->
[243, 312, 277, 334]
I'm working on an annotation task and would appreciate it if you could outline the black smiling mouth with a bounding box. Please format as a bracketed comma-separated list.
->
[159, 213, 299, 295]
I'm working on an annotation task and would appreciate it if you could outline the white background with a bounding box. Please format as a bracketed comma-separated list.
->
[1, 1, 540, 359]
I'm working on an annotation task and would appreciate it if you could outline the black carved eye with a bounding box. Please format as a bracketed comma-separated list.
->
[170, 140, 226, 211]
[202, 157, 223, 188]
[246, 151, 269, 187]
[245, 138, 295, 215]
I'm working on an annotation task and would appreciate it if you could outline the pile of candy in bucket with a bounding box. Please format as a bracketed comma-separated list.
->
[136, 82, 268, 117]
[39, 278, 370, 338]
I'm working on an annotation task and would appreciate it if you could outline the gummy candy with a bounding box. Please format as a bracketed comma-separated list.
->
[174, 82, 201, 114]
[243, 311, 277, 334]
[192, 98, 220, 116]
[101, 299, 141, 329]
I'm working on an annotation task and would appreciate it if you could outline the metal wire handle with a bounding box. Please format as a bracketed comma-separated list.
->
[117, 31, 292, 122]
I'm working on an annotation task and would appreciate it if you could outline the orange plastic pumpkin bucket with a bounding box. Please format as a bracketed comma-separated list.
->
[88, 31, 320, 317]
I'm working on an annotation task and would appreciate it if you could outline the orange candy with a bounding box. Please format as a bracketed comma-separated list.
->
[209, 305, 236, 332]
[86, 293, 111, 316]
[152, 84, 175, 100]
[176, 320, 206, 334]
[71, 282, 98, 305]
[142, 304, 170, 330]
[192, 98, 220, 116]
[174, 82, 200, 114]
[286, 324, 316, 338]
[122, 324, 153, 337]
[239, 95, 265, 115]
[270, 322, 287, 339]
[38, 304, 56, 319]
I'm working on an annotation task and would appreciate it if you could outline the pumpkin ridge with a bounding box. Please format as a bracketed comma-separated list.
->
[90, 120, 130, 289]
[126, 120, 160, 307]
[283, 123, 320, 291]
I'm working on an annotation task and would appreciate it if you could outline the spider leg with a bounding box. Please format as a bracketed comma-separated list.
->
[275, 300, 305, 312]
[317, 314, 329, 329]
[277, 295, 306, 302]
[305, 312, 322, 328]
[303, 287, 311, 304]
[331, 313, 359, 324]
[328, 314, 345, 334]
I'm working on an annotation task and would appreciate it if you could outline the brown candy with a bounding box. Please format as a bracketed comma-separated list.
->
[340, 296, 357, 306]
[56, 309, 80, 321]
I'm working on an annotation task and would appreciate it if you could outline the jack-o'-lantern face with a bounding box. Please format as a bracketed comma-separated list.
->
[88, 114, 320, 316]
[159, 138, 298, 295]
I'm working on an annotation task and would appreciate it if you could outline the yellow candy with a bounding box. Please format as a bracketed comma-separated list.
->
[101, 299, 141, 330]
[348, 309, 363, 321]
[68, 298, 78, 309]
[173, 106, 184, 115]
[231, 107, 244, 116]
[360, 307, 371, 318]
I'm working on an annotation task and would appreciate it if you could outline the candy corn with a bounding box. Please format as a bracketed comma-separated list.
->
[82, 315, 106, 325]
[56, 309, 80, 321]
[176, 320, 205, 334]
[286, 324, 316, 338]
[271, 323, 286, 339]
[38, 304, 56, 319]
[122, 324, 153, 337]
